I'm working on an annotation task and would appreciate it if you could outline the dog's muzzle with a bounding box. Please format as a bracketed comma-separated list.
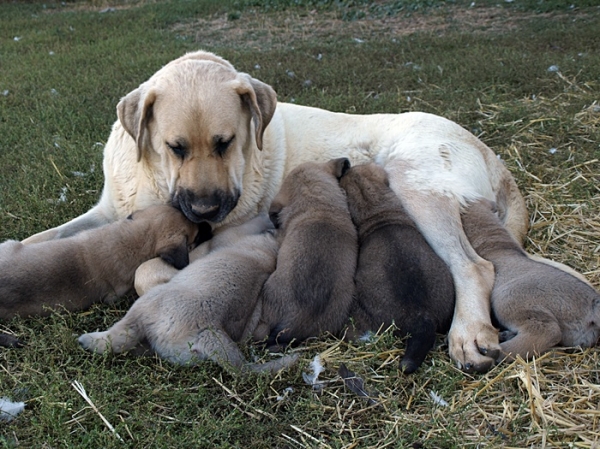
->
[172, 188, 240, 223]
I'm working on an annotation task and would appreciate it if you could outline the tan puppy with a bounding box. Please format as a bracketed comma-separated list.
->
[340, 163, 455, 373]
[78, 215, 298, 374]
[22, 50, 530, 372]
[256, 158, 357, 349]
[0, 205, 198, 319]
[461, 199, 600, 361]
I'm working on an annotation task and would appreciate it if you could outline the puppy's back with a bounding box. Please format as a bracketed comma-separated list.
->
[341, 163, 455, 373]
[262, 159, 357, 347]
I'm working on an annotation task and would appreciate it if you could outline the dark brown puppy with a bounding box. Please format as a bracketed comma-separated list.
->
[462, 198, 600, 361]
[257, 158, 357, 348]
[0, 205, 198, 319]
[340, 163, 455, 374]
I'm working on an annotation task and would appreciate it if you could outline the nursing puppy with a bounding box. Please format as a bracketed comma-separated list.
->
[257, 158, 357, 349]
[0, 205, 198, 319]
[340, 163, 455, 373]
[78, 215, 298, 374]
[21, 50, 531, 372]
[461, 199, 600, 361]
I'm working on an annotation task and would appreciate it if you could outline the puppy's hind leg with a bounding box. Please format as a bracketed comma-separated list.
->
[78, 314, 144, 355]
[499, 314, 562, 362]
[398, 319, 437, 374]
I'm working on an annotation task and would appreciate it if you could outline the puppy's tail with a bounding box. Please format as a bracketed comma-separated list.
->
[246, 353, 300, 374]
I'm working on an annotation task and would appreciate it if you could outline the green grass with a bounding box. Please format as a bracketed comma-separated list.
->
[1, 0, 600, 447]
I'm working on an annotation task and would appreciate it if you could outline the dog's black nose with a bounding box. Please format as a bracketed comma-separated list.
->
[191, 203, 220, 220]
[174, 188, 240, 223]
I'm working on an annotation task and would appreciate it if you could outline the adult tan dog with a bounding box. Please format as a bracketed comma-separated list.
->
[78, 215, 298, 374]
[22, 50, 529, 372]
[461, 198, 600, 361]
[1, 205, 198, 319]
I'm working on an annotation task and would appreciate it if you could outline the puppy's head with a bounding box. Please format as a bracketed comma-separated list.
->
[129, 205, 204, 270]
[117, 52, 277, 225]
[339, 163, 393, 224]
[339, 162, 390, 197]
[268, 158, 350, 229]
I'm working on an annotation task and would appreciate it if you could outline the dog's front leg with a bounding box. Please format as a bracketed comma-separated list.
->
[22, 205, 115, 244]
[386, 168, 498, 373]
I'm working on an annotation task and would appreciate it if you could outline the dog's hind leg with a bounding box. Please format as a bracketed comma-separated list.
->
[498, 314, 562, 362]
[398, 320, 437, 374]
[386, 162, 498, 373]
[78, 315, 144, 355]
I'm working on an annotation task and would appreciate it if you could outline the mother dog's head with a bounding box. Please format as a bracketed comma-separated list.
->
[117, 51, 277, 223]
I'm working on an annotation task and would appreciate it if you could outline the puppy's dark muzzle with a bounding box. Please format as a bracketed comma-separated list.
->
[173, 188, 240, 224]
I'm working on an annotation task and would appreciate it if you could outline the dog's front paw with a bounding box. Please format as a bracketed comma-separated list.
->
[448, 324, 500, 373]
[78, 332, 111, 354]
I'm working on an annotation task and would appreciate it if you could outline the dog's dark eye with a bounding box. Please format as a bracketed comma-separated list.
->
[213, 135, 234, 157]
[167, 142, 187, 159]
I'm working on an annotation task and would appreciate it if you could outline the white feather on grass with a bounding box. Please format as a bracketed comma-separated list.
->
[0, 397, 25, 422]
[302, 355, 325, 386]
[429, 390, 449, 407]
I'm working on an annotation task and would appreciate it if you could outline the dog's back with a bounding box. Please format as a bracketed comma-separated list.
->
[261, 158, 357, 348]
[462, 199, 600, 359]
[0, 205, 196, 319]
[341, 163, 455, 373]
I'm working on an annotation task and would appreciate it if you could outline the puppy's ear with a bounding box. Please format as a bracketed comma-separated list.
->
[159, 240, 190, 270]
[235, 74, 277, 151]
[117, 86, 157, 162]
[330, 158, 351, 180]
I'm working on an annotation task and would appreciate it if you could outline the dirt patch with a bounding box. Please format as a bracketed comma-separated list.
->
[172, 6, 579, 49]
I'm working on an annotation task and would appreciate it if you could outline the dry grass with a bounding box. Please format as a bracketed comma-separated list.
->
[171, 6, 590, 51]
[269, 335, 600, 448]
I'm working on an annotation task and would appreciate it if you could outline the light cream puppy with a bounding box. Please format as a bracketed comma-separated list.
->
[1, 205, 197, 319]
[24, 50, 529, 372]
[78, 215, 298, 374]
[461, 199, 600, 361]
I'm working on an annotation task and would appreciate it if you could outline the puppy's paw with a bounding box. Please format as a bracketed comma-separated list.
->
[448, 324, 500, 373]
[78, 332, 111, 354]
[0, 333, 23, 348]
[399, 358, 419, 375]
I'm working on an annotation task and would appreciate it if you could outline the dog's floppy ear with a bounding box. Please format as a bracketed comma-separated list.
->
[330, 158, 351, 180]
[117, 86, 157, 162]
[235, 74, 277, 151]
[158, 240, 190, 270]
